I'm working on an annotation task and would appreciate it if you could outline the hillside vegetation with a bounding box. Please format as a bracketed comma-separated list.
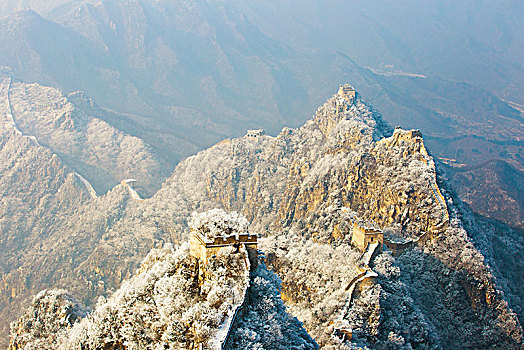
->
[0, 0, 522, 228]
[3, 86, 522, 349]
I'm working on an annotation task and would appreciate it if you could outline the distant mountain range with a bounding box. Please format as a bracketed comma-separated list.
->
[0, 0, 521, 228]
[0, 3, 522, 347]
[3, 84, 523, 349]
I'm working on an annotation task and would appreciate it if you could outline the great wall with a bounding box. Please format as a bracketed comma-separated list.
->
[115, 84, 451, 347]
[1, 78, 23, 137]
[332, 239, 380, 342]
[188, 86, 453, 345]
[114, 84, 452, 347]
[189, 223, 257, 350]
[122, 179, 144, 201]
[213, 245, 251, 350]
[332, 151, 450, 343]
[1, 78, 99, 199]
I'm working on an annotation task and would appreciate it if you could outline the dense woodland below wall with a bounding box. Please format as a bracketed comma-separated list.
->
[1, 84, 522, 349]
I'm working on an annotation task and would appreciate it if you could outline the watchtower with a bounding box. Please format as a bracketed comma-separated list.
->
[246, 129, 265, 138]
[394, 127, 423, 144]
[188, 209, 258, 269]
[338, 84, 356, 105]
[350, 220, 383, 252]
[190, 231, 257, 266]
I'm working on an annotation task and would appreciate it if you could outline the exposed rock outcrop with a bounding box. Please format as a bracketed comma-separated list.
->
[2, 85, 522, 348]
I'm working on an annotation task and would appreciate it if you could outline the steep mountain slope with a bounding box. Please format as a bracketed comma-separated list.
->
[10, 228, 317, 349]
[6, 79, 171, 196]
[2, 86, 522, 348]
[62, 243, 251, 349]
[361, 76, 524, 230]
[0, 0, 521, 229]
[0, 76, 175, 345]
[233, 0, 524, 105]
[3, 0, 523, 105]
[150, 88, 522, 348]
[0, 8, 203, 164]
[0, 81, 94, 342]
[0, 3, 313, 148]
[447, 160, 524, 230]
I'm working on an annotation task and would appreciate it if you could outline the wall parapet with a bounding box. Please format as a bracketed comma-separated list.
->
[220, 244, 252, 350]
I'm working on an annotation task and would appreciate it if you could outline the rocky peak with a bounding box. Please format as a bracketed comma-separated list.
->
[1, 83, 522, 349]
[9, 289, 89, 350]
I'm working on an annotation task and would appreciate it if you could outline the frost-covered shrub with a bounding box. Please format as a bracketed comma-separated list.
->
[229, 263, 318, 349]
[63, 243, 249, 349]
[189, 208, 249, 238]
[368, 252, 437, 349]
[374, 253, 400, 280]
[9, 289, 89, 350]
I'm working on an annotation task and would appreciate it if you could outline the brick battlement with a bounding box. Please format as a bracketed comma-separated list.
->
[350, 221, 383, 252]
[246, 129, 265, 138]
[337, 84, 356, 105]
[192, 231, 257, 247]
[393, 127, 423, 143]
[190, 231, 258, 266]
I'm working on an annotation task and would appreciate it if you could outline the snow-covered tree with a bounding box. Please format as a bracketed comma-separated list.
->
[9, 289, 89, 350]
[189, 209, 249, 239]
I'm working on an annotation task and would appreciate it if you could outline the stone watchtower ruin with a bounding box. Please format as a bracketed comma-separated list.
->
[189, 231, 258, 266]
[246, 129, 265, 139]
[393, 127, 423, 143]
[338, 84, 356, 105]
[350, 220, 383, 252]
[333, 84, 357, 115]
[189, 209, 258, 269]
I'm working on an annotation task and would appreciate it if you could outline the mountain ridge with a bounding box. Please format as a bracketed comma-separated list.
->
[4, 85, 522, 348]
[1, 1, 521, 229]
[0, 47, 522, 346]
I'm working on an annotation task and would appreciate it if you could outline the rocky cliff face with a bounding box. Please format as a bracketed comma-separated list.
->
[153, 87, 519, 348]
[0, 76, 172, 346]
[9, 289, 89, 350]
[154, 88, 446, 241]
[3, 85, 523, 349]
[4, 78, 171, 196]
[1, 0, 522, 232]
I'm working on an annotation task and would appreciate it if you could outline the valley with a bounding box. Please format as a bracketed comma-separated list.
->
[3, 85, 522, 348]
